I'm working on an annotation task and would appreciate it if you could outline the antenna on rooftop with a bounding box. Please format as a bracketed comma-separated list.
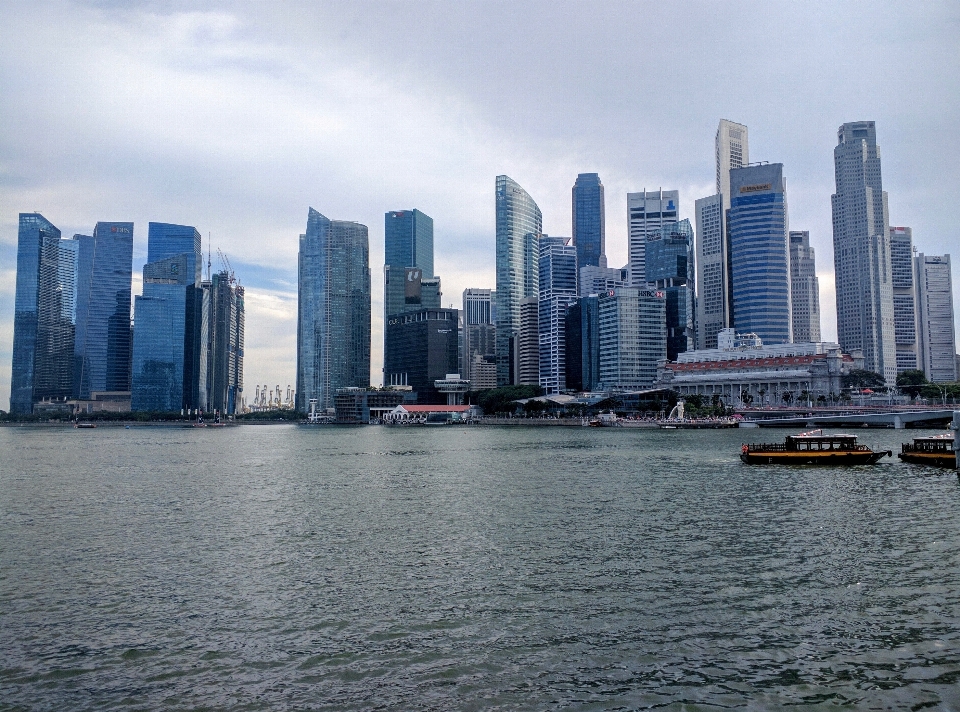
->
[207, 233, 212, 282]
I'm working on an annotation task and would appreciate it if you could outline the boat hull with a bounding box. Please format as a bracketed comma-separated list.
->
[898, 452, 956, 468]
[741, 450, 891, 465]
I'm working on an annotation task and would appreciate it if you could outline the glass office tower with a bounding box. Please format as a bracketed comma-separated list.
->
[75, 221, 134, 397]
[565, 295, 600, 392]
[33, 238, 79, 403]
[646, 219, 695, 360]
[831, 121, 896, 383]
[206, 270, 245, 415]
[789, 231, 821, 344]
[538, 236, 578, 394]
[383, 209, 434, 322]
[495, 175, 542, 386]
[147, 222, 203, 284]
[597, 288, 666, 389]
[131, 254, 192, 412]
[728, 164, 793, 345]
[572, 173, 606, 270]
[11, 213, 71, 413]
[627, 190, 679, 287]
[890, 226, 918, 372]
[297, 208, 371, 412]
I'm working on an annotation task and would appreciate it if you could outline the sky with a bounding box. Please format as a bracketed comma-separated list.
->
[2, 0, 959, 409]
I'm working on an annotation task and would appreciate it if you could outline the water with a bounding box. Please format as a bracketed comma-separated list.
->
[1, 424, 959, 710]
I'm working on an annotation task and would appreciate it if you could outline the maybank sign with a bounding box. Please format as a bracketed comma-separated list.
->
[740, 183, 771, 194]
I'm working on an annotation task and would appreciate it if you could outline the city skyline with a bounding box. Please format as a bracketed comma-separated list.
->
[2, 2, 959, 407]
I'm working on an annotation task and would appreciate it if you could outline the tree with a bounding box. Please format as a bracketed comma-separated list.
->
[474, 385, 544, 415]
[781, 391, 793, 405]
[841, 369, 886, 390]
[740, 389, 753, 406]
[896, 369, 928, 398]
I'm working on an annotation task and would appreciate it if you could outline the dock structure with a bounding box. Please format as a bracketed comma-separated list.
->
[741, 409, 955, 430]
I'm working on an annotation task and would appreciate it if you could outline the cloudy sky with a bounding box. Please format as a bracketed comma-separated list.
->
[2, 0, 959, 407]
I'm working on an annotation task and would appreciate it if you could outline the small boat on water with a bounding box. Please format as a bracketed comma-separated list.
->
[74, 422, 97, 429]
[740, 429, 891, 465]
[898, 434, 957, 468]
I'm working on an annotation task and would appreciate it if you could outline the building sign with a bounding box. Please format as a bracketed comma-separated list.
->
[110, 226, 132, 233]
[740, 183, 771, 194]
[405, 268, 422, 303]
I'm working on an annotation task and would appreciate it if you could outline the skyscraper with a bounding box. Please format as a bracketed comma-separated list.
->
[75, 221, 134, 398]
[627, 190, 678, 287]
[11, 214, 62, 412]
[889, 226, 918, 372]
[515, 297, 540, 386]
[383, 209, 434, 322]
[462, 288, 496, 385]
[789, 231, 821, 343]
[831, 121, 896, 383]
[132, 223, 206, 413]
[495, 175, 542, 386]
[914, 253, 957, 383]
[716, 119, 750, 215]
[297, 208, 371, 412]
[572, 173, 605, 270]
[538, 236, 578, 394]
[565, 295, 600, 392]
[579, 265, 628, 297]
[728, 163, 792, 345]
[206, 270, 245, 414]
[597, 288, 666, 390]
[695, 194, 727, 350]
[646, 219, 695, 360]
[384, 307, 459, 404]
[131, 254, 193, 412]
[696, 120, 749, 350]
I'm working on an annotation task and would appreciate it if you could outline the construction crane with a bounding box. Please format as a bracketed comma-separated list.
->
[217, 247, 235, 284]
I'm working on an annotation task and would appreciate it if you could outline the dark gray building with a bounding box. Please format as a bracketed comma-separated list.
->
[572, 173, 606, 270]
[565, 295, 600, 392]
[384, 308, 459, 404]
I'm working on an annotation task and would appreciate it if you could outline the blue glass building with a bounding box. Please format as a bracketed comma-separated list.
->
[75, 222, 134, 397]
[384, 209, 434, 320]
[728, 164, 792, 345]
[147, 222, 202, 284]
[297, 208, 371, 412]
[131, 223, 205, 412]
[564, 295, 600, 392]
[11, 213, 65, 412]
[131, 254, 191, 412]
[572, 173, 606, 270]
[538, 236, 578, 393]
[646, 218, 695, 360]
[495, 175, 542, 386]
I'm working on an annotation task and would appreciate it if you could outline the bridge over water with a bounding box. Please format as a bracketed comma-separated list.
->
[740, 409, 955, 429]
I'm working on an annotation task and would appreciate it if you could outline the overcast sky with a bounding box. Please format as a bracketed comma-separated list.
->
[2, 0, 959, 408]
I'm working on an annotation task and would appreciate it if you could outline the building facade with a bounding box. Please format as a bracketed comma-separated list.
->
[831, 121, 896, 383]
[598, 288, 666, 390]
[889, 226, 918, 372]
[728, 163, 792, 345]
[384, 308, 459, 404]
[297, 208, 371, 412]
[461, 288, 496, 386]
[646, 219, 695, 360]
[914, 253, 957, 383]
[572, 173, 606, 270]
[565, 295, 600, 392]
[495, 175, 542, 385]
[383, 208, 434, 321]
[10, 213, 78, 412]
[789, 231, 821, 343]
[206, 270, 245, 414]
[627, 190, 678, 287]
[76, 221, 134, 398]
[538, 236, 578, 393]
[695, 193, 728, 350]
[716, 119, 750, 215]
[657, 336, 858, 406]
[515, 296, 540, 386]
[579, 265, 628, 297]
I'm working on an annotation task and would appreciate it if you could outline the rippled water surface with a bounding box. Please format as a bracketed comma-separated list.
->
[2, 424, 960, 710]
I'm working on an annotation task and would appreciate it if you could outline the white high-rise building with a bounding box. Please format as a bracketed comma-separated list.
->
[789, 231, 821, 343]
[579, 265, 628, 297]
[889, 226, 918, 373]
[627, 190, 678, 287]
[538, 236, 578, 394]
[716, 119, 750, 215]
[831, 121, 896, 383]
[461, 288, 495, 385]
[914, 253, 957, 383]
[695, 120, 749, 351]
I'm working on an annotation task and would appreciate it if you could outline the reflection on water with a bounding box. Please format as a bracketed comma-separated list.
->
[1, 425, 959, 709]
